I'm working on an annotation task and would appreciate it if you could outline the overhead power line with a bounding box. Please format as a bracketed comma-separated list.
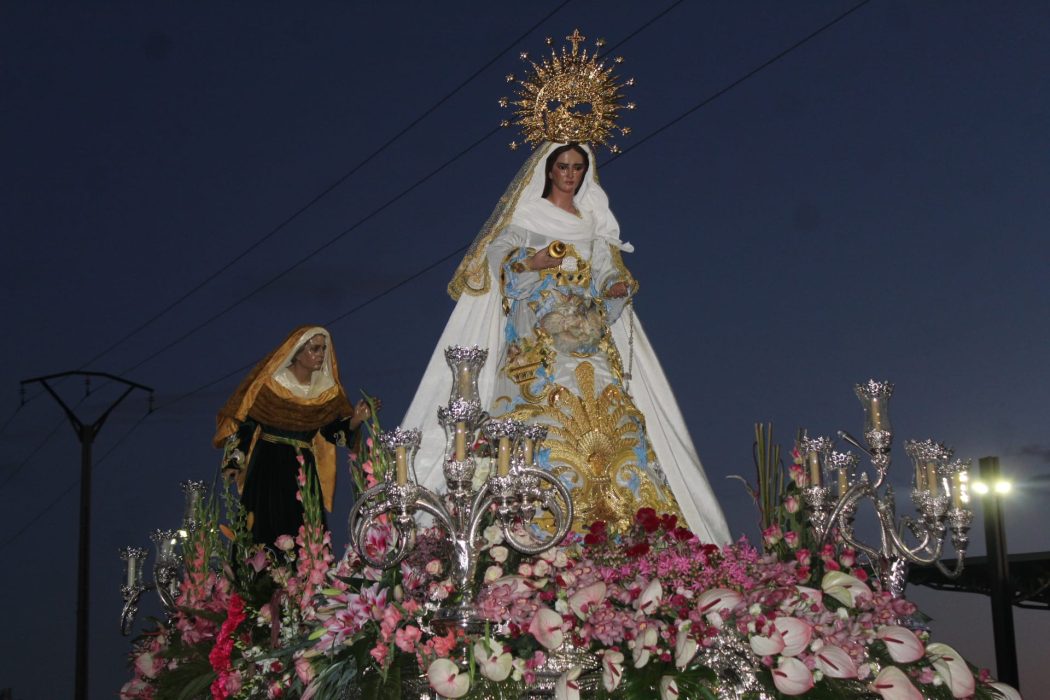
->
[0, 0, 865, 553]
[74, 0, 576, 375]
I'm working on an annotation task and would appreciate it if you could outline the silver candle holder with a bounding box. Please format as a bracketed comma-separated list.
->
[119, 479, 206, 635]
[802, 380, 973, 598]
[348, 346, 574, 633]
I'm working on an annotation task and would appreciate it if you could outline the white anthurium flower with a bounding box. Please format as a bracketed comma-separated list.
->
[473, 637, 513, 682]
[635, 579, 663, 614]
[601, 649, 625, 691]
[631, 625, 660, 668]
[427, 658, 470, 699]
[926, 642, 975, 699]
[772, 656, 814, 695]
[554, 667, 581, 700]
[988, 681, 1022, 700]
[771, 656, 814, 696]
[490, 545, 509, 563]
[748, 627, 785, 657]
[568, 582, 607, 619]
[821, 570, 871, 607]
[529, 607, 565, 650]
[659, 676, 680, 699]
[869, 665, 923, 700]
[813, 644, 858, 679]
[772, 617, 813, 657]
[674, 622, 698, 669]
[695, 588, 742, 629]
[875, 625, 925, 664]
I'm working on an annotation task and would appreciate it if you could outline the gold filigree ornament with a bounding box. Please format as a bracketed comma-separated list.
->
[500, 29, 635, 153]
[543, 362, 679, 532]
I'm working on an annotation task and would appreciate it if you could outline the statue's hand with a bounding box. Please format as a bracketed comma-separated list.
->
[605, 281, 629, 298]
[528, 248, 561, 270]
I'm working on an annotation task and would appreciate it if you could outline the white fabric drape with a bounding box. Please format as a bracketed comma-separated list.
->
[402, 143, 729, 544]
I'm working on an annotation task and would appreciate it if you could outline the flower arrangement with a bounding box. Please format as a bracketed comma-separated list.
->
[123, 423, 1022, 700]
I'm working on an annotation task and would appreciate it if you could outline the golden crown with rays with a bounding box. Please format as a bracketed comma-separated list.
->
[500, 29, 634, 153]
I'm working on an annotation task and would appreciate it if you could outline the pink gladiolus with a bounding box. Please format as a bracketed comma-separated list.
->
[427, 658, 470, 698]
[395, 625, 421, 653]
[876, 625, 925, 663]
[749, 628, 785, 657]
[772, 657, 814, 695]
[695, 588, 742, 629]
[773, 617, 813, 657]
[554, 667, 581, 700]
[569, 582, 607, 619]
[814, 644, 858, 679]
[821, 570, 871, 607]
[601, 650, 624, 691]
[926, 643, 975, 698]
[659, 676, 680, 699]
[870, 665, 923, 700]
[529, 607, 565, 650]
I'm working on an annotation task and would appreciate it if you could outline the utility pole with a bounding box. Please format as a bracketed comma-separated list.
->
[20, 371, 152, 700]
[979, 456, 1019, 689]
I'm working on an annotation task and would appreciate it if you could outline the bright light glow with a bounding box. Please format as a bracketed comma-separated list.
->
[994, 480, 1012, 495]
[972, 481, 990, 495]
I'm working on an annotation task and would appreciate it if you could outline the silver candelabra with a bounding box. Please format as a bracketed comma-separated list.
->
[801, 380, 973, 598]
[120, 479, 207, 634]
[347, 346, 574, 632]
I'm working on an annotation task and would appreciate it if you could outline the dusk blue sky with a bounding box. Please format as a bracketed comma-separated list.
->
[2, 2, 1048, 697]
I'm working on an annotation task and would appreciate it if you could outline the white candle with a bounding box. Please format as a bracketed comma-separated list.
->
[125, 554, 140, 589]
[454, 421, 467, 461]
[870, 399, 884, 431]
[456, 365, 472, 401]
[396, 446, 408, 484]
[838, 467, 848, 497]
[523, 439, 534, 466]
[926, 463, 938, 496]
[951, 472, 963, 509]
[808, 451, 821, 487]
[497, 437, 511, 476]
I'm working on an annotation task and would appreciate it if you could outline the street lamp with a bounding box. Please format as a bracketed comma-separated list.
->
[975, 456, 1019, 690]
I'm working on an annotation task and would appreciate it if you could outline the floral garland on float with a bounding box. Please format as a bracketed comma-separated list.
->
[121, 388, 1021, 699]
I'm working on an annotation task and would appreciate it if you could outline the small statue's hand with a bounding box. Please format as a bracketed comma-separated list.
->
[606, 281, 629, 298]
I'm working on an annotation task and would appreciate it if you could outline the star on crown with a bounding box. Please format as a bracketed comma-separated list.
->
[500, 29, 635, 153]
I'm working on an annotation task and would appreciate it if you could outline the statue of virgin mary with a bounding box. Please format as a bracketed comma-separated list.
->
[402, 139, 729, 543]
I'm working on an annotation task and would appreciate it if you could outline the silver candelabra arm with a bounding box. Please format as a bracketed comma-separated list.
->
[348, 481, 454, 569]
[498, 468, 573, 555]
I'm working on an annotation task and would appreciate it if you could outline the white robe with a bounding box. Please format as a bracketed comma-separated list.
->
[402, 143, 729, 544]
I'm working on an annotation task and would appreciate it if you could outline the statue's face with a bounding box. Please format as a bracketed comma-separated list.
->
[293, 334, 327, 375]
[547, 149, 586, 197]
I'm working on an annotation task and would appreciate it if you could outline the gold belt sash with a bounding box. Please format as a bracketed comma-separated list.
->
[258, 433, 312, 451]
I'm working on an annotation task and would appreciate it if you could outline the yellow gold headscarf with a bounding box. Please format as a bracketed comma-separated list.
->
[214, 325, 352, 511]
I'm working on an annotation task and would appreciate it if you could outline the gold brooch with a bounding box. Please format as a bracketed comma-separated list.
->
[501, 29, 634, 153]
